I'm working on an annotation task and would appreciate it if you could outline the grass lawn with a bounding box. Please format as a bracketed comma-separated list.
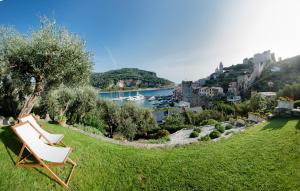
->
[1, 118, 300, 190]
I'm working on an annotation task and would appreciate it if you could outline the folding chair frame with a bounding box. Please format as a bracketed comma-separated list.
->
[11, 122, 76, 189]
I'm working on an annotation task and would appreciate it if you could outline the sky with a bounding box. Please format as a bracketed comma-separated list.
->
[0, 0, 300, 83]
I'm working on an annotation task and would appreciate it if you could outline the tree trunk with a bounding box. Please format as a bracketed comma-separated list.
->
[18, 78, 45, 118]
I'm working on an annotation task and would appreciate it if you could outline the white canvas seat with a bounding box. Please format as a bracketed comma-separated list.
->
[11, 122, 76, 188]
[19, 114, 64, 145]
[15, 122, 70, 163]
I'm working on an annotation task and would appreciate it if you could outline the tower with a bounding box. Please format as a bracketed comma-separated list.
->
[219, 62, 223, 73]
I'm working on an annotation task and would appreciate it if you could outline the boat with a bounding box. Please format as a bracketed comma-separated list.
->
[126, 92, 145, 101]
[148, 96, 156, 101]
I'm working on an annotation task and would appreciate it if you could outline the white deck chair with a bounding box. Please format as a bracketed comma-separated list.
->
[18, 114, 65, 146]
[11, 122, 76, 188]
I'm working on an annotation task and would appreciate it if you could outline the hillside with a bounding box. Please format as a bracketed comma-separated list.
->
[1, 119, 300, 190]
[201, 54, 300, 93]
[203, 62, 254, 92]
[251, 55, 300, 92]
[91, 68, 174, 90]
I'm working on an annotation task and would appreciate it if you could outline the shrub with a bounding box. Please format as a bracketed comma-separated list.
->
[117, 117, 137, 141]
[164, 113, 184, 126]
[225, 124, 233, 130]
[163, 124, 192, 133]
[67, 86, 98, 123]
[215, 123, 225, 133]
[192, 110, 224, 126]
[156, 129, 170, 138]
[97, 99, 121, 137]
[294, 100, 300, 108]
[278, 83, 300, 100]
[209, 130, 221, 139]
[190, 131, 199, 138]
[193, 128, 201, 133]
[82, 110, 105, 132]
[200, 135, 210, 141]
[183, 110, 193, 125]
[201, 119, 218, 126]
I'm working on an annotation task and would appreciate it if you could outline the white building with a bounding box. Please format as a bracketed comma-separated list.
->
[199, 87, 223, 97]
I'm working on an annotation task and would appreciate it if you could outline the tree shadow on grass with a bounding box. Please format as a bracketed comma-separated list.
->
[0, 126, 61, 184]
[261, 118, 289, 130]
[0, 126, 23, 163]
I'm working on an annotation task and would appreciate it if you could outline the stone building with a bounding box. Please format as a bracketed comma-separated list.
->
[182, 81, 193, 102]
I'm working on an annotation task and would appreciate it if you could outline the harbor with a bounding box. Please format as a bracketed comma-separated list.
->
[98, 88, 175, 108]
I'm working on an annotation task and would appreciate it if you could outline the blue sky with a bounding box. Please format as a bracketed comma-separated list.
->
[1, 0, 300, 83]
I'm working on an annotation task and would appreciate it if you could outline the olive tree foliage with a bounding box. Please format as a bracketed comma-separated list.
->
[45, 84, 75, 119]
[0, 18, 92, 117]
[45, 85, 97, 123]
[67, 86, 97, 122]
[97, 99, 121, 137]
[117, 102, 158, 140]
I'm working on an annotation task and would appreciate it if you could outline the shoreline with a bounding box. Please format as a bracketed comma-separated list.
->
[98, 86, 175, 94]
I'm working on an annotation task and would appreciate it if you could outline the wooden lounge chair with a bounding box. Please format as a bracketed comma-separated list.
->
[18, 114, 65, 146]
[11, 122, 76, 188]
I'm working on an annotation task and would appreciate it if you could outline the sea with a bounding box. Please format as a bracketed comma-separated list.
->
[98, 88, 174, 108]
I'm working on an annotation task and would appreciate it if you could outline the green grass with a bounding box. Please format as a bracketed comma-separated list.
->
[1, 118, 300, 190]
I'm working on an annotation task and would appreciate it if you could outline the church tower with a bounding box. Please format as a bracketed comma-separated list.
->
[219, 62, 223, 73]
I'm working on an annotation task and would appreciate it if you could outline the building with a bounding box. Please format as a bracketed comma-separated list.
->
[227, 96, 241, 103]
[182, 81, 193, 102]
[251, 91, 277, 98]
[250, 50, 276, 84]
[175, 101, 191, 108]
[199, 87, 223, 97]
[227, 82, 239, 96]
[214, 61, 224, 74]
[237, 75, 250, 91]
[173, 85, 183, 101]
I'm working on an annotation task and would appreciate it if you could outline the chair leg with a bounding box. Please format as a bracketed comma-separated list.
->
[41, 158, 76, 189]
[16, 144, 26, 165]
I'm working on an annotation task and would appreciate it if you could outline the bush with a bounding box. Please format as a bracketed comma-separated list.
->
[192, 110, 224, 126]
[215, 123, 225, 133]
[156, 129, 170, 138]
[117, 117, 137, 141]
[199, 135, 210, 141]
[201, 119, 218, 126]
[82, 110, 106, 132]
[193, 128, 201, 133]
[235, 119, 246, 127]
[190, 131, 199, 138]
[225, 124, 233, 130]
[163, 124, 193, 133]
[294, 100, 300, 108]
[209, 130, 221, 139]
[164, 113, 184, 126]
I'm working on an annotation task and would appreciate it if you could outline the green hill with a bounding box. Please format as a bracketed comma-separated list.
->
[91, 68, 174, 90]
[1, 118, 300, 190]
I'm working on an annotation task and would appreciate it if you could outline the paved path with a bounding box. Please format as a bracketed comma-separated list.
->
[65, 124, 248, 148]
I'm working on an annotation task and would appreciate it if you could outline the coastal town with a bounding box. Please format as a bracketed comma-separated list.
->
[1, 1, 300, 190]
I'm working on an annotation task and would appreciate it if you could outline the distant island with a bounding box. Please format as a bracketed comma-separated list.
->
[91, 68, 175, 91]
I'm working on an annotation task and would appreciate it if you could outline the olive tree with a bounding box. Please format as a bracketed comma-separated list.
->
[45, 84, 75, 119]
[0, 18, 92, 117]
